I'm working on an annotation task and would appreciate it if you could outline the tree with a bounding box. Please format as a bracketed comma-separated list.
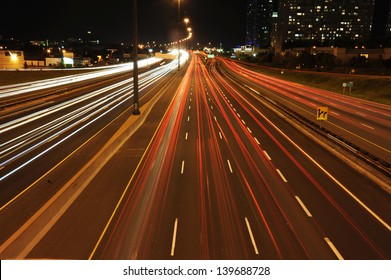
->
[383, 58, 391, 69]
[298, 50, 315, 69]
[314, 53, 336, 71]
[350, 56, 369, 68]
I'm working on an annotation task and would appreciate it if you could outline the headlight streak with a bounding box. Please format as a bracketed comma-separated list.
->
[0, 79, 132, 133]
[1, 61, 174, 138]
[0, 59, 176, 182]
[0, 84, 134, 164]
[0, 58, 162, 98]
[0, 62, 171, 135]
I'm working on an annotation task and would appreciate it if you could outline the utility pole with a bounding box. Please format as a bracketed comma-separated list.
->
[177, 0, 181, 72]
[132, 0, 140, 115]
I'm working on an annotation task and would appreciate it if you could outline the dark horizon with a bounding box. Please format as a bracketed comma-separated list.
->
[0, 0, 389, 49]
[0, 0, 247, 48]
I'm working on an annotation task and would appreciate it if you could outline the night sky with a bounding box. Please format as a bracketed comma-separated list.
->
[0, 0, 247, 48]
[0, 0, 389, 48]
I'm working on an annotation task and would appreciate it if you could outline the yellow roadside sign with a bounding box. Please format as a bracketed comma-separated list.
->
[316, 107, 328, 121]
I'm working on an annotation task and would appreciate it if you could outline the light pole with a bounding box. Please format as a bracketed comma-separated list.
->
[132, 0, 140, 114]
[177, 0, 181, 72]
[187, 27, 192, 51]
[184, 18, 189, 50]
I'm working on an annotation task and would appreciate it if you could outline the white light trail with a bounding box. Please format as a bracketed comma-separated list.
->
[0, 59, 178, 181]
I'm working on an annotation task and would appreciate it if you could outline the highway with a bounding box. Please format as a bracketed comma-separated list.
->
[0, 57, 185, 257]
[219, 58, 391, 164]
[0, 53, 390, 260]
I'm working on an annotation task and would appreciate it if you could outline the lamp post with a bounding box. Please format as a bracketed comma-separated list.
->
[184, 18, 189, 51]
[132, 0, 140, 115]
[187, 27, 192, 51]
[177, 0, 181, 72]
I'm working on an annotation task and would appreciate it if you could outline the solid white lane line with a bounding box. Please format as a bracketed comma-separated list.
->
[295, 196, 313, 217]
[170, 218, 179, 256]
[324, 237, 344, 260]
[227, 159, 233, 173]
[245, 217, 259, 255]
[181, 161, 185, 174]
[276, 169, 288, 182]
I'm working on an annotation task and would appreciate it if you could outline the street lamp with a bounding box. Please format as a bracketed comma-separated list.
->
[177, 0, 181, 72]
[132, 0, 140, 114]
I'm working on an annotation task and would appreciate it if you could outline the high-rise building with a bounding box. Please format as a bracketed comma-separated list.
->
[246, 0, 276, 47]
[246, 0, 261, 46]
[386, 1, 391, 38]
[275, 0, 376, 49]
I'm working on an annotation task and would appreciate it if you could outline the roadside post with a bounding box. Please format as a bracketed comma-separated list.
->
[347, 81, 353, 94]
[132, 0, 140, 115]
[343, 82, 353, 94]
[316, 106, 328, 129]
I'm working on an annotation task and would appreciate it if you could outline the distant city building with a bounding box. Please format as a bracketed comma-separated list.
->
[246, 0, 260, 46]
[246, 0, 277, 48]
[0, 50, 24, 69]
[233, 45, 269, 56]
[387, 1, 391, 38]
[246, 1, 386, 51]
[274, 0, 376, 50]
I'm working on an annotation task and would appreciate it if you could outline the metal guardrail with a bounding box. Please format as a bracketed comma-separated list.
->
[266, 97, 391, 178]
[217, 61, 391, 179]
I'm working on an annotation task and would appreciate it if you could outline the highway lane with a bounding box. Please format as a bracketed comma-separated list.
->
[90, 54, 390, 259]
[0, 53, 389, 260]
[218, 58, 391, 164]
[0, 58, 162, 102]
[209, 59, 391, 259]
[0, 58, 183, 256]
[95, 55, 297, 259]
[0, 59, 174, 188]
[166, 56, 333, 259]
[18, 66, 187, 260]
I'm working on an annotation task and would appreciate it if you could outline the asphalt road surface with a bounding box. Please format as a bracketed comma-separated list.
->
[0, 54, 389, 260]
